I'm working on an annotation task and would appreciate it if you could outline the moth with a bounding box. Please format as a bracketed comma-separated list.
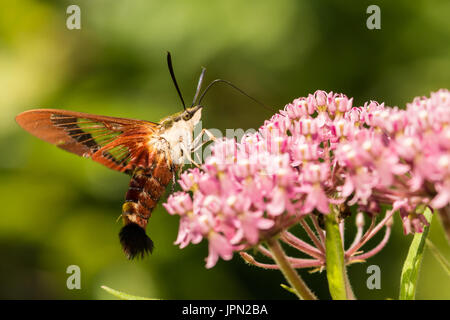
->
[15, 53, 216, 259]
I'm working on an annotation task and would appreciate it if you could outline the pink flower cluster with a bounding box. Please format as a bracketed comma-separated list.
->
[164, 89, 450, 268]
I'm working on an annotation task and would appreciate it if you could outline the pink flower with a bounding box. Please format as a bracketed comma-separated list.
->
[206, 232, 234, 269]
[163, 192, 193, 215]
[178, 168, 202, 191]
[431, 178, 450, 209]
[164, 89, 450, 268]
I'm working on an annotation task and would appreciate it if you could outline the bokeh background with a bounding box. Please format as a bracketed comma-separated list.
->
[1, 0, 449, 300]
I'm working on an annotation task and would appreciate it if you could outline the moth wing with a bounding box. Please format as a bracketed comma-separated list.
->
[16, 109, 160, 174]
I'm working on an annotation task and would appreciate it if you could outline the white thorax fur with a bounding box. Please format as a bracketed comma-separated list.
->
[158, 108, 202, 165]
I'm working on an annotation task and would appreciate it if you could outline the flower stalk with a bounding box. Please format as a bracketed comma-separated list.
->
[325, 206, 355, 300]
[266, 237, 317, 300]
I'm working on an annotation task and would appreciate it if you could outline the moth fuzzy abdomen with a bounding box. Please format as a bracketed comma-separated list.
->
[120, 151, 178, 259]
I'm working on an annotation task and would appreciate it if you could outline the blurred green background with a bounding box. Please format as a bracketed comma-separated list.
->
[1, 0, 449, 300]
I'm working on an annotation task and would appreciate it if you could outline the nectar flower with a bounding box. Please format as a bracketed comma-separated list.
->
[165, 89, 450, 267]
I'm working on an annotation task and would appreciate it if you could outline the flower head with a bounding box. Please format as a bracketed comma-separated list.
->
[165, 89, 450, 267]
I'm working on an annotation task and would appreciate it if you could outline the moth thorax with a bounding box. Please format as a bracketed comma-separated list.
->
[160, 122, 194, 165]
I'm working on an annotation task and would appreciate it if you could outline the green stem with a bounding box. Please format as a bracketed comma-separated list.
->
[343, 263, 356, 300]
[325, 205, 355, 300]
[399, 207, 433, 300]
[266, 237, 317, 300]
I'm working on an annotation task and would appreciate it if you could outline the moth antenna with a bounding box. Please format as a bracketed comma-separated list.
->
[167, 52, 186, 110]
[197, 79, 274, 113]
[191, 67, 207, 107]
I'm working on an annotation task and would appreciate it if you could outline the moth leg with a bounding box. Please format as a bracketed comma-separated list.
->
[163, 146, 178, 192]
[192, 128, 216, 150]
[203, 129, 217, 142]
[170, 165, 176, 193]
[181, 144, 202, 168]
[191, 129, 204, 148]
[192, 139, 212, 154]
[191, 129, 216, 157]
[189, 129, 216, 166]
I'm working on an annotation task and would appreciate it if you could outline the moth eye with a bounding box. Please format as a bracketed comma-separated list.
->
[183, 113, 191, 121]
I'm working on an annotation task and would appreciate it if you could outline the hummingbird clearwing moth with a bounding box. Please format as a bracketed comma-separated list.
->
[16, 53, 266, 259]
[16, 53, 206, 259]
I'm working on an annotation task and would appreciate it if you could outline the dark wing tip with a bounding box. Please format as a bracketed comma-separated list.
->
[119, 223, 154, 259]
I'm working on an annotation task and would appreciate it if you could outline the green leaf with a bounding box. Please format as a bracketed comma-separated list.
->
[325, 207, 351, 300]
[280, 283, 297, 295]
[399, 208, 433, 300]
[101, 285, 158, 300]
